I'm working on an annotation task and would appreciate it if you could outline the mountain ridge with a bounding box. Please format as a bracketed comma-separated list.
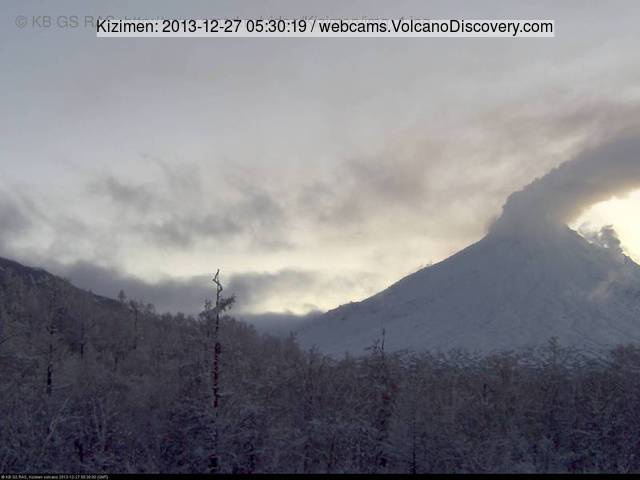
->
[0, 255, 125, 311]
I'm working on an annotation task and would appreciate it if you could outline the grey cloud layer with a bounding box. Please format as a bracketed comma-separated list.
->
[0, 187, 40, 254]
[47, 260, 355, 317]
[3, 100, 640, 316]
[52, 257, 324, 331]
[91, 165, 290, 251]
[0, 196, 30, 245]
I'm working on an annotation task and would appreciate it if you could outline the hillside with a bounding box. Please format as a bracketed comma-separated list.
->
[297, 223, 640, 356]
[0, 256, 123, 311]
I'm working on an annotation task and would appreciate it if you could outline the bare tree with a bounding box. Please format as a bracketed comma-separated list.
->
[208, 270, 224, 474]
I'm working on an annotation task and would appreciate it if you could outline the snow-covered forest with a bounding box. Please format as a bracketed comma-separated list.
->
[2, 267, 640, 474]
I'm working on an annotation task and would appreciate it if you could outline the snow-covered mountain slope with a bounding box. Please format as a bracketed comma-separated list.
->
[0, 256, 125, 311]
[297, 222, 640, 356]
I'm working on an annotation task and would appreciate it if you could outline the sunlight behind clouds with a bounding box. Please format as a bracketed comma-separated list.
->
[572, 189, 640, 262]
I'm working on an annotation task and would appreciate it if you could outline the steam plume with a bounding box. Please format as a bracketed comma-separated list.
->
[491, 136, 640, 236]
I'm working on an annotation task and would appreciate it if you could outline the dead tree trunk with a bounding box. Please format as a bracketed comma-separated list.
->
[131, 301, 139, 351]
[79, 320, 86, 360]
[46, 286, 58, 397]
[209, 270, 223, 474]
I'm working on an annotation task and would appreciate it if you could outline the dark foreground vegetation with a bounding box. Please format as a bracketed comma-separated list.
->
[2, 267, 640, 474]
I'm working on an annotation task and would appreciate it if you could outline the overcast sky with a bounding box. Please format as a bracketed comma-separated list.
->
[1, 0, 640, 317]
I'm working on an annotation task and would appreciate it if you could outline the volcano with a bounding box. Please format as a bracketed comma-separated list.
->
[297, 138, 640, 356]
[298, 223, 640, 355]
